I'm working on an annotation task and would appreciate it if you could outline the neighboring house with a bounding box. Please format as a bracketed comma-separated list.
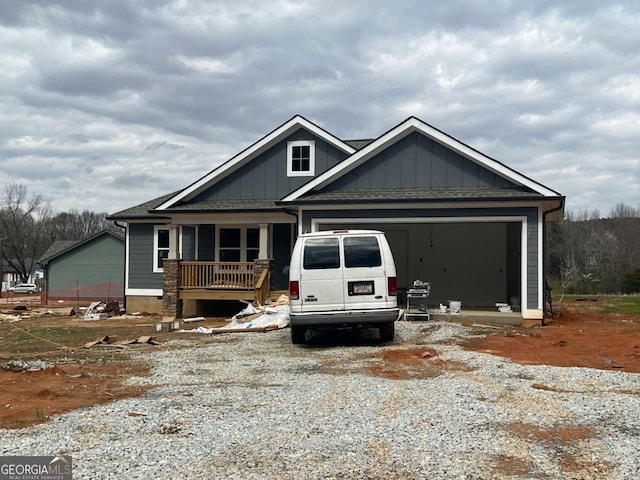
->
[1, 259, 43, 292]
[38, 230, 125, 303]
[108, 115, 564, 324]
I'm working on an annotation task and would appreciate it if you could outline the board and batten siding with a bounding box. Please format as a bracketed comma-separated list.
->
[128, 223, 162, 290]
[47, 235, 124, 292]
[182, 226, 196, 260]
[327, 131, 516, 191]
[191, 129, 350, 202]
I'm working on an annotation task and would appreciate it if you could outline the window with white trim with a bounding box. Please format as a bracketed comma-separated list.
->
[287, 140, 315, 177]
[153, 226, 169, 272]
[217, 227, 261, 262]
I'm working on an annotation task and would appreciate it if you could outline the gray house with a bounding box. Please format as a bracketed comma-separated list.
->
[39, 230, 125, 303]
[108, 115, 564, 324]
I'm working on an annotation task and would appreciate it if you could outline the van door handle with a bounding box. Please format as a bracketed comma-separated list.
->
[375, 295, 383, 299]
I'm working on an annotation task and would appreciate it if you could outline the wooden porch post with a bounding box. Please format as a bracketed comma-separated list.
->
[168, 224, 180, 259]
[258, 223, 269, 259]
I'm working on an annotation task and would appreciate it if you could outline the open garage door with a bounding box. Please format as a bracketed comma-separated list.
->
[318, 222, 522, 310]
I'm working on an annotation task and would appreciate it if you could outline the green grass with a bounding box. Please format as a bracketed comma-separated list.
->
[601, 296, 640, 316]
[564, 294, 640, 316]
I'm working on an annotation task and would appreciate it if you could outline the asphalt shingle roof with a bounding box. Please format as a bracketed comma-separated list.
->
[162, 199, 281, 212]
[106, 191, 178, 220]
[291, 186, 544, 204]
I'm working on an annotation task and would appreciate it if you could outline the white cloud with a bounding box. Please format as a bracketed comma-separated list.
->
[0, 0, 638, 217]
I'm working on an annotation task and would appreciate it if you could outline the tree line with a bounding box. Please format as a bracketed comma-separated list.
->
[2, 182, 639, 294]
[547, 203, 640, 294]
[0, 183, 121, 284]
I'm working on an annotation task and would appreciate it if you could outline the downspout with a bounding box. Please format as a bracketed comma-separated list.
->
[282, 208, 300, 237]
[542, 198, 565, 323]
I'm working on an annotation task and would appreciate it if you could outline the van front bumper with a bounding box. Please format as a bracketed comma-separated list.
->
[290, 308, 400, 327]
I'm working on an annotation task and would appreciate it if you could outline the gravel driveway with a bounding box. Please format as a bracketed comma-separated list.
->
[2, 321, 639, 479]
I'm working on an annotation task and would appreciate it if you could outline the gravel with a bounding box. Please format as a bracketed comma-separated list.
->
[2, 321, 639, 479]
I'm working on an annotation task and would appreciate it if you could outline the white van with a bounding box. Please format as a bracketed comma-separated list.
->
[288, 230, 399, 344]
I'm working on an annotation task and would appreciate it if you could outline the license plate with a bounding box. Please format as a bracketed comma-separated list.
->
[349, 281, 374, 296]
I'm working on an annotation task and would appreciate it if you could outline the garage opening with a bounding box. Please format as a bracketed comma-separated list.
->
[319, 222, 522, 311]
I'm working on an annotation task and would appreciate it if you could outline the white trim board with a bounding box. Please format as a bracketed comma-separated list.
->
[125, 288, 163, 296]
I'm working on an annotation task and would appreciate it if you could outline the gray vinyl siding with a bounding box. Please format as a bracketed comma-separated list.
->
[191, 128, 349, 202]
[128, 223, 162, 289]
[301, 206, 540, 308]
[182, 226, 196, 260]
[328, 131, 516, 191]
[47, 235, 124, 291]
[272, 223, 292, 290]
[526, 213, 539, 307]
[198, 225, 216, 261]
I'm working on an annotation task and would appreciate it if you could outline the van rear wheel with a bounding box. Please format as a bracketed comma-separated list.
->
[379, 322, 395, 342]
[291, 326, 306, 344]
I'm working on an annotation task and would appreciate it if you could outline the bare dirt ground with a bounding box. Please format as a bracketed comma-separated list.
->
[0, 305, 226, 429]
[462, 299, 640, 373]
[1, 298, 638, 429]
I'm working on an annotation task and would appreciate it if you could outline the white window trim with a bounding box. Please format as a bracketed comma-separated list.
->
[287, 140, 315, 177]
[153, 225, 169, 273]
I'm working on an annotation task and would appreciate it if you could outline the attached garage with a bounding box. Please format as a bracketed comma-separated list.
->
[281, 117, 564, 323]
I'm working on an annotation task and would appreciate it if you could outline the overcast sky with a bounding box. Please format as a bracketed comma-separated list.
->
[1, 0, 639, 217]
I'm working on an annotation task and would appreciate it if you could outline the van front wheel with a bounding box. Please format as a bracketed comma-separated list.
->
[291, 326, 306, 344]
[379, 322, 395, 342]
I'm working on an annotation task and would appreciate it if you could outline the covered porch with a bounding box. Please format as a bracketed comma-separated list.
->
[160, 219, 290, 318]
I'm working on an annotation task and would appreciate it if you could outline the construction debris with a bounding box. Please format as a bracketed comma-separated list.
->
[84, 302, 109, 321]
[84, 335, 160, 348]
[156, 318, 180, 333]
[181, 296, 290, 334]
[182, 316, 205, 323]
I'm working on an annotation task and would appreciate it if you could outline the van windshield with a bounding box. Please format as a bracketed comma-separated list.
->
[303, 237, 340, 269]
[344, 236, 382, 268]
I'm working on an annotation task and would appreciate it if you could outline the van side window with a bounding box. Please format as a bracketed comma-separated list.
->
[344, 236, 382, 268]
[303, 238, 340, 269]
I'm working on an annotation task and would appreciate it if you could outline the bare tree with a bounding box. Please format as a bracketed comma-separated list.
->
[47, 209, 115, 241]
[0, 183, 53, 283]
[548, 203, 640, 294]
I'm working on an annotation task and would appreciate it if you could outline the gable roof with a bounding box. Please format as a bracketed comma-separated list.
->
[39, 230, 124, 265]
[282, 116, 561, 202]
[107, 191, 178, 220]
[155, 115, 356, 211]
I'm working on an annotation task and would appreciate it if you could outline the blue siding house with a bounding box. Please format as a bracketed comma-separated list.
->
[39, 230, 125, 303]
[108, 116, 564, 324]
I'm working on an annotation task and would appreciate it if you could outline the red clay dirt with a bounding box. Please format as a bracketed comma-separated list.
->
[462, 301, 640, 373]
[0, 362, 150, 429]
[1, 300, 638, 429]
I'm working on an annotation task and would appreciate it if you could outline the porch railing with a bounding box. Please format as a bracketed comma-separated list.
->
[180, 261, 255, 289]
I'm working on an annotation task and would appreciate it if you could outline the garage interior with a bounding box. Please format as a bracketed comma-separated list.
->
[320, 222, 522, 313]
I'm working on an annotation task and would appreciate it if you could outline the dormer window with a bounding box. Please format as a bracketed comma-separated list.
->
[287, 140, 315, 177]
